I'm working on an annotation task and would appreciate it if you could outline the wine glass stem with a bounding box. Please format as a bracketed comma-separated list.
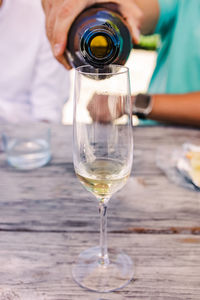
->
[99, 201, 109, 266]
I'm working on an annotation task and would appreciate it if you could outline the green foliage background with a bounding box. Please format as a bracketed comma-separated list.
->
[134, 34, 160, 51]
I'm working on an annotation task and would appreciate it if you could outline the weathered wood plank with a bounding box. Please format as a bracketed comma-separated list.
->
[1, 125, 200, 174]
[0, 124, 200, 299]
[0, 125, 200, 232]
[0, 166, 200, 232]
[0, 231, 199, 299]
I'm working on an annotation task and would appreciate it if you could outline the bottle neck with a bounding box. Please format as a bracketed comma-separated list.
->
[81, 25, 120, 68]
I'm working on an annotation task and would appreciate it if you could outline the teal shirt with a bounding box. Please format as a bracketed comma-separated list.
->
[148, 0, 200, 94]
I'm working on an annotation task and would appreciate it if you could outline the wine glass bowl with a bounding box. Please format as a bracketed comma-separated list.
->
[72, 65, 134, 292]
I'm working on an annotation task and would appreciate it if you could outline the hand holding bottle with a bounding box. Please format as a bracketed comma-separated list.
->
[42, 0, 142, 69]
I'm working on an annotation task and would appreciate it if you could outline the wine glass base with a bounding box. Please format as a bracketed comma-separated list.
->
[72, 246, 134, 293]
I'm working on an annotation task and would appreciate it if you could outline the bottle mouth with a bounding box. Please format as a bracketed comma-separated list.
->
[81, 27, 120, 67]
[89, 34, 112, 58]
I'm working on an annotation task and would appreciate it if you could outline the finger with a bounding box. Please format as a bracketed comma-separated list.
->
[57, 53, 72, 70]
[52, 0, 89, 58]
[43, 3, 71, 68]
[117, 1, 143, 44]
[44, 0, 63, 45]
[51, 4, 82, 68]
[46, 7, 57, 42]
[41, 0, 51, 13]
[125, 14, 141, 44]
[47, 21, 72, 69]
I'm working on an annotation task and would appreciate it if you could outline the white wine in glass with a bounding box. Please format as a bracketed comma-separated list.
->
[72, 65, 134, 293]
[76, 158, 130, 199]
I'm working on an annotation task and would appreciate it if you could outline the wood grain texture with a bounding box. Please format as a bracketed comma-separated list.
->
[0, 125, 200, 232]
[0, 232, 199, 300]
[0, 124, 200, 299]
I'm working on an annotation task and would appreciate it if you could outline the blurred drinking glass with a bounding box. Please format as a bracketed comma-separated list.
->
[2, 123, 51, 170]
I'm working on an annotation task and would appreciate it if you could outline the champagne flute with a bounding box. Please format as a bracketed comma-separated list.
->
[72, 65, 134, 293]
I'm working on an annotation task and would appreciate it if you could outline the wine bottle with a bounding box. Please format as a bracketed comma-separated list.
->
[65, 4, 132, 68]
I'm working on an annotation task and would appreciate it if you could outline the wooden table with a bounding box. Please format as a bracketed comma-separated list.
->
[0, 124, 200, 299]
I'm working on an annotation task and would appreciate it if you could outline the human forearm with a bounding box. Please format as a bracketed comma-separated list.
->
[148, 92, 200, 127]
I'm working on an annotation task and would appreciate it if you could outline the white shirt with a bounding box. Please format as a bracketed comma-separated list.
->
[0, 0, 70, 123]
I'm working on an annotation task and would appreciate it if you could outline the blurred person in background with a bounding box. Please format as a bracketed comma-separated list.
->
[0, 0, 69, 124]
[42, 0, 200, 127]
